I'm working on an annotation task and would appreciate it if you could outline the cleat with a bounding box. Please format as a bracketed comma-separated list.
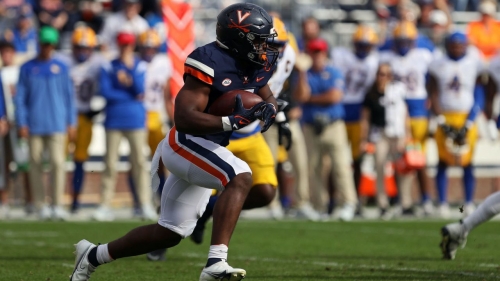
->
[440, 222, 468, 260]
[199, 260, 246, 281]
[70, 239, 97, 280]
[146, 248, 167, 261]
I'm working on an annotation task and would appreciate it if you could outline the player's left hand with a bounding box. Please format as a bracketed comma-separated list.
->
[260, 103, 276, 133]
[67, 126, 77, 142]
[278, 121, 292, 150]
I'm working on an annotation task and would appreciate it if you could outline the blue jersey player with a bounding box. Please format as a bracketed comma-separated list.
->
[70, 3, 278, 281]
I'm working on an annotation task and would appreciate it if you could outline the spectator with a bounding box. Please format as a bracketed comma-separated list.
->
[144, 4, 168, 53]
[94, 31, 156, 221]
[2, 5, 37, 54]
[0, 75, 8, 219]
[466, 0, 500, 61]
[293, 38, 358, 221]
[297, 16, 320, 52]
[77, 1, 105, 34]
[360, 63, 410, 219]
[454, 0, 481, 11]
[14, 26, 76, 220]
[0, 40, 34, 217]
[37, 0, 68, 31]
[426, 9, 450, 50]
[99, 0, 149, 57]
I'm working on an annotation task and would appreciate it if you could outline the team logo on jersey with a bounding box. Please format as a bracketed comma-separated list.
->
[51, 64, 60, 74]
[243, 76, 249, 84]
[222, 78, 232, 86]
[237, 10, 251, 24]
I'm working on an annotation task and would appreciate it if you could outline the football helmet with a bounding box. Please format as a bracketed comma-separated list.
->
[216, 3, 278, 67]
[445, 32, 467, 60]
[352, 25, 378, 59]
[72, 26, 97, 48]
[138, 29, 162, 48]
[393, 21, 417, 56]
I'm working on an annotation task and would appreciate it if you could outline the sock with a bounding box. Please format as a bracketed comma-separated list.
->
[421, 193, 430, 204]
[280, 195, 292, 209]
[88, 244, 114, 267]
[206, 244, 228, 267]
[72, 162, 85, 207]
[462, 191, 500, 232]
[463, 165, 475, 204]
[195, 196, 218, 230]
[127, 173, 140, 209]
[436, 162, 448, 204]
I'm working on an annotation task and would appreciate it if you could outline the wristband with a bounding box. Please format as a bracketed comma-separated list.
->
[222, 116, 232, 131]
[275, 111, 286, 123]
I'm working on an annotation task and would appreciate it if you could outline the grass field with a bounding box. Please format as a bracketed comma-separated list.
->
[1, 220, 499, 281]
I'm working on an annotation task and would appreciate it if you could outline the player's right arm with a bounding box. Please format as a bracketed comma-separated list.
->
[427, 74, 441, 116]
[174, 76, 225, 135]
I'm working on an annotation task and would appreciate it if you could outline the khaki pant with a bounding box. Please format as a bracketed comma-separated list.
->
[304, 121, 357, 208]
[262, 125, 279, 162]
[101, 129, 151, 207]
[374, 135, 413, 209]
[288, 120, 311, 207]
[28, 134, 67, 208]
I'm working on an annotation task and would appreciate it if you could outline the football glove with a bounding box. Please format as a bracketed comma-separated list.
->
[278, 121, 292, 150]
[85, 110, 101, 120]
[440, 124, 455, 138]
[260, 103, 277, 133]
[455, 126, 468, 146]
[225, 94, 266, 131]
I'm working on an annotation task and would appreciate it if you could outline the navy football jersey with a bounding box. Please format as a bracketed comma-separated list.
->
[183, 42, 275, 146]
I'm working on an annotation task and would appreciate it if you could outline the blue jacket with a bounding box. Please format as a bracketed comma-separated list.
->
[15, 58, 76, 135]
[100, 57, 146, 130]
[0, 77, 5, 119]
[301, 66, 345, 124]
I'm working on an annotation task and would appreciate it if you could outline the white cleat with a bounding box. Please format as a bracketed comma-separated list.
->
[338, 204, 355, 222]
[92, 205, 115, 222]
[438, 204, 450, 219]
[440, 222, 468, 260]
[39, 205, 52, 221]
[422, 201, 434, 216]
[53, 206, 70, 221]
[70, 239, 97, 280]
[200, 260, 246, 281]
[268, 206, 284, 220]
[141, 204, 158, 221]
[296, 204, 320, 221]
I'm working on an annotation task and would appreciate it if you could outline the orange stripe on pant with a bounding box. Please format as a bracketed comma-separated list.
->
[168, 126, 229, 186]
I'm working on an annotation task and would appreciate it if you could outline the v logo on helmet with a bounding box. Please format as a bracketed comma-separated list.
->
[237, 10, 251, 24]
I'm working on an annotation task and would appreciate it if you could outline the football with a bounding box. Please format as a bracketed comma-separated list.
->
[208, 89, 263, 116]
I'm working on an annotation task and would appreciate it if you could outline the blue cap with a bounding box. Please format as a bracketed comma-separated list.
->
[446, 32, 467, 44]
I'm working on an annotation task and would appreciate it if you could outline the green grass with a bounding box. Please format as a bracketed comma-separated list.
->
[1, 220, 499, 280]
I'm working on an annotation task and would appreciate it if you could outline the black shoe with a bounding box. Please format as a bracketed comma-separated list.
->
[146, 248, 167, 261]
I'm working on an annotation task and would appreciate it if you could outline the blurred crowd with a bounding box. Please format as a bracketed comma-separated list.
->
[1, 0, 500, 222]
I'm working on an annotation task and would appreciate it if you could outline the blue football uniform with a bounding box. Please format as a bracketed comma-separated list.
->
[183, 42, 275, 147]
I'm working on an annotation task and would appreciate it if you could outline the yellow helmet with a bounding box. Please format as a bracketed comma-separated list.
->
[138, 29, 162, 48]
[352, 25, 378, 45]
[393, 21, 418, 40]
[273, 17, 289, 44]
[72, 26, 97, 48]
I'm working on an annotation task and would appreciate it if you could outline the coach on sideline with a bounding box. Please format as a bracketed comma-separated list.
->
[15, 26, 76, 220]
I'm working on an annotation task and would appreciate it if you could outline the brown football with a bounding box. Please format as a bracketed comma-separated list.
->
[207, 90, 263, 116]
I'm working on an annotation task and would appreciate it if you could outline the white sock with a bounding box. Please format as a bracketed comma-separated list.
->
[208, 244, 228, 261]
[462, 191, 500, 232]
[96, 244, 114, 264]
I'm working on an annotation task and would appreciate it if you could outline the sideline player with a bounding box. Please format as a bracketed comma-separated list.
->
[56, 26, 103, 213]
[379, 21, 433, 216]
[331, 24, 378, 200]
[69, 3, 278, 281]
[428, 32, 485, 218]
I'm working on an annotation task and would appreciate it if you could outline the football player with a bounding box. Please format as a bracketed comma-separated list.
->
[427, 32, 485, 218]
[186, 16, 293, 246]
[380, 21, 433, 215]
[137, 29, 173, 261]
[55, 26, 103, 213]
[331, 24, 378, 199]
[70, 3, 278, 281]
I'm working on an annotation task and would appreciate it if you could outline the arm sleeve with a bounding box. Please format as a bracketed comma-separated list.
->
[14, 67, 28, 127]
[467, 83, 485, 123]
[64, 69, 77, 126]
[99, 66, 135, 102]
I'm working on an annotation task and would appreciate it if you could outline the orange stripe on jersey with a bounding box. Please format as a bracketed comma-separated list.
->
[168, 126, 228, 186]
[184, 65, 214, 85]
